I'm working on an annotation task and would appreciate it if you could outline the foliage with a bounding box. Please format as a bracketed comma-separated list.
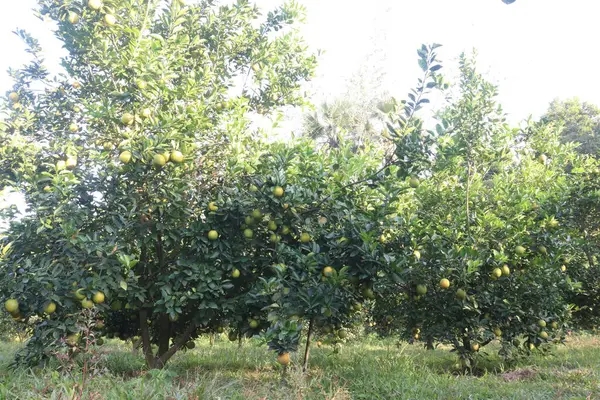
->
[541, 98, 600, 157]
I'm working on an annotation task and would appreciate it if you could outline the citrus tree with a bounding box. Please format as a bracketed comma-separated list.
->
[559, 162, 600, 330]
[0, 0, 316, 368]
[245, 138, 388, 369]
[371, 54, 581, 368]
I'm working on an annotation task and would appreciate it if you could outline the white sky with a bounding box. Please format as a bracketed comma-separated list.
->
[1, 0, 599, 126]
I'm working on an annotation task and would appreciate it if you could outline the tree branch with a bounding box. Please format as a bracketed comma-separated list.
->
[156, 323, 197, 367]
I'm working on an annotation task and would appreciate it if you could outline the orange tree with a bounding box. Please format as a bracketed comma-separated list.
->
[242, 139, 386, 370]
[0, 0, 316, 368]
[371, 54, 582, 368]
[560, 162, 600, 329]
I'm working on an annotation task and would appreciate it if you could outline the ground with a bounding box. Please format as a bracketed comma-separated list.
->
[0, 334, 598, 399]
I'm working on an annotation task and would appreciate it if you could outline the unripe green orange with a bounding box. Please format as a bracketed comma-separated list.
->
[5, 299, 19, 314]
[119, 151, 132, 164]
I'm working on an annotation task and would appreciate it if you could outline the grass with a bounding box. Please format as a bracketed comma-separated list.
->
[0, 334, 598, 399]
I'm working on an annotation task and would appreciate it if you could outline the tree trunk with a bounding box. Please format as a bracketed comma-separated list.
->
[426, 338, 434, 350]
[139, 309, 156, 368]
[302, 318, 314, 372]
[157, 314, 171, 359]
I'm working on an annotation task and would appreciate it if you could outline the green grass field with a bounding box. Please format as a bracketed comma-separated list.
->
[0, 334, 598, 399]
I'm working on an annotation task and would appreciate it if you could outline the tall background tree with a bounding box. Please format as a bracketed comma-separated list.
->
[541, 98, 600, 157]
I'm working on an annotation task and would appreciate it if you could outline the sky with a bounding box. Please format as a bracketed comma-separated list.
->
[1, 0, 600, 127]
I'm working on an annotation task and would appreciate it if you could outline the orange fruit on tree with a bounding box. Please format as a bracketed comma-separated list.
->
[88, 0, 103, 10]
[44, 302, 57, 314]
[5, 299, 19, 314]
[152, 154, 167, 168]
[170, 150, 184, 163]
[119, 151, 132, 164]
[93, 291, 105, 304]
[277, 352, 290, 366]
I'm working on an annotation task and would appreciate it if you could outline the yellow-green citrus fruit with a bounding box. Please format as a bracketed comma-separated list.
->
[68, 11, 80, 24]
[81, 299, 94, 309]
[251, 209, 262, 219]
[515, 245, 526, 256]
[471, 343, 480, 352]
[66, 157, 77, 170]
[69, 123, 78, 133]
[322, 266, 335, 277]
[362, 287, 375, 299]
[416, 284, 427, 296]
[121, 113, 134, 125]
[539, 331, 549, 340]
[170, 150, 184, 163]
[104, 14, 116, 26]
[299, 232, 311, 243]
[208, 202, 218, 212]
[273, 186, 284, 197]
[110, 300, 122, 311]
[141, 108, 152, 119]
[409, 177, 420, 188]
[439, 278, 450, 289]
[249, 319, 259, 329]
[152, 154, 167, 168]
[243, 229, 253, 239]
[267, 220, 277, 231]
[208, 230, 219, 240]
[88, 0, 103, 11]
[538, 319, 546, 328]
[456, 289, 467, 300]
[232, 269, 240, 278]
[93, 291, 105, 304]
[492, 268, 502, 278]
[44, 302, 57, 314]
[119, 151, 132, 164]
[135, 79, 147, 90]
[66, 333, 80, 346]
[501, 265, 510, 276]
[5, 299, 19, 314]
[493, 327, 502, 337]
